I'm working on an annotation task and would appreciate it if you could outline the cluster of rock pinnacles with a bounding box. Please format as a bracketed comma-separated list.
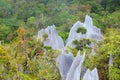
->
[38, 15, 112, 80]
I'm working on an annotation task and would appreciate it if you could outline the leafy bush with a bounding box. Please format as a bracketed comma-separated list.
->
[76, 27, 87, 34]
[0, 24, 12, 42]
[0, 36, 60, 80]
[72, 39, 91, 50]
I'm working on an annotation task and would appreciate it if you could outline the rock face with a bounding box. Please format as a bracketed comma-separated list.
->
[66, 15, 103, 54]
[66, 15, 103, 45]
[56, 51, 85, 80]
[66, 51, 85, 80]
[83, 68, 99, 80]
[109, 54, 113, 66]
[56, 51, 74, 80]
[66, 21, 85, 44]
[84, 15, 103, 40]
[56, 50, 100, 80]
[38, 25, 64, 50]
[0, 41, 1, 45]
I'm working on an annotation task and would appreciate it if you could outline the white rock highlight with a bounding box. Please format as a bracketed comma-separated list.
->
[66, 15, 103, 54]
[83, 68, 99, 80]
[66, 51, 85, 80]
[38, 25, 64, 50]
[56, 51, 74, 80]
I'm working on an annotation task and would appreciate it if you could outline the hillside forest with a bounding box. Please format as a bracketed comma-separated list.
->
[0, 0, 120, 80]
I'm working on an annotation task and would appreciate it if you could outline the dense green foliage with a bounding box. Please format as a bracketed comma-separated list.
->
[0, 0, 120, 80]
[72, 39, 91, 50]
[0, 0, 120, 42]
[0, 33, 60, 79]
[76, 27, 87, 34]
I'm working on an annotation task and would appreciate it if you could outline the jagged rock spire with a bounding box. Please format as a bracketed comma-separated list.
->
[38, 25, 64, 50]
